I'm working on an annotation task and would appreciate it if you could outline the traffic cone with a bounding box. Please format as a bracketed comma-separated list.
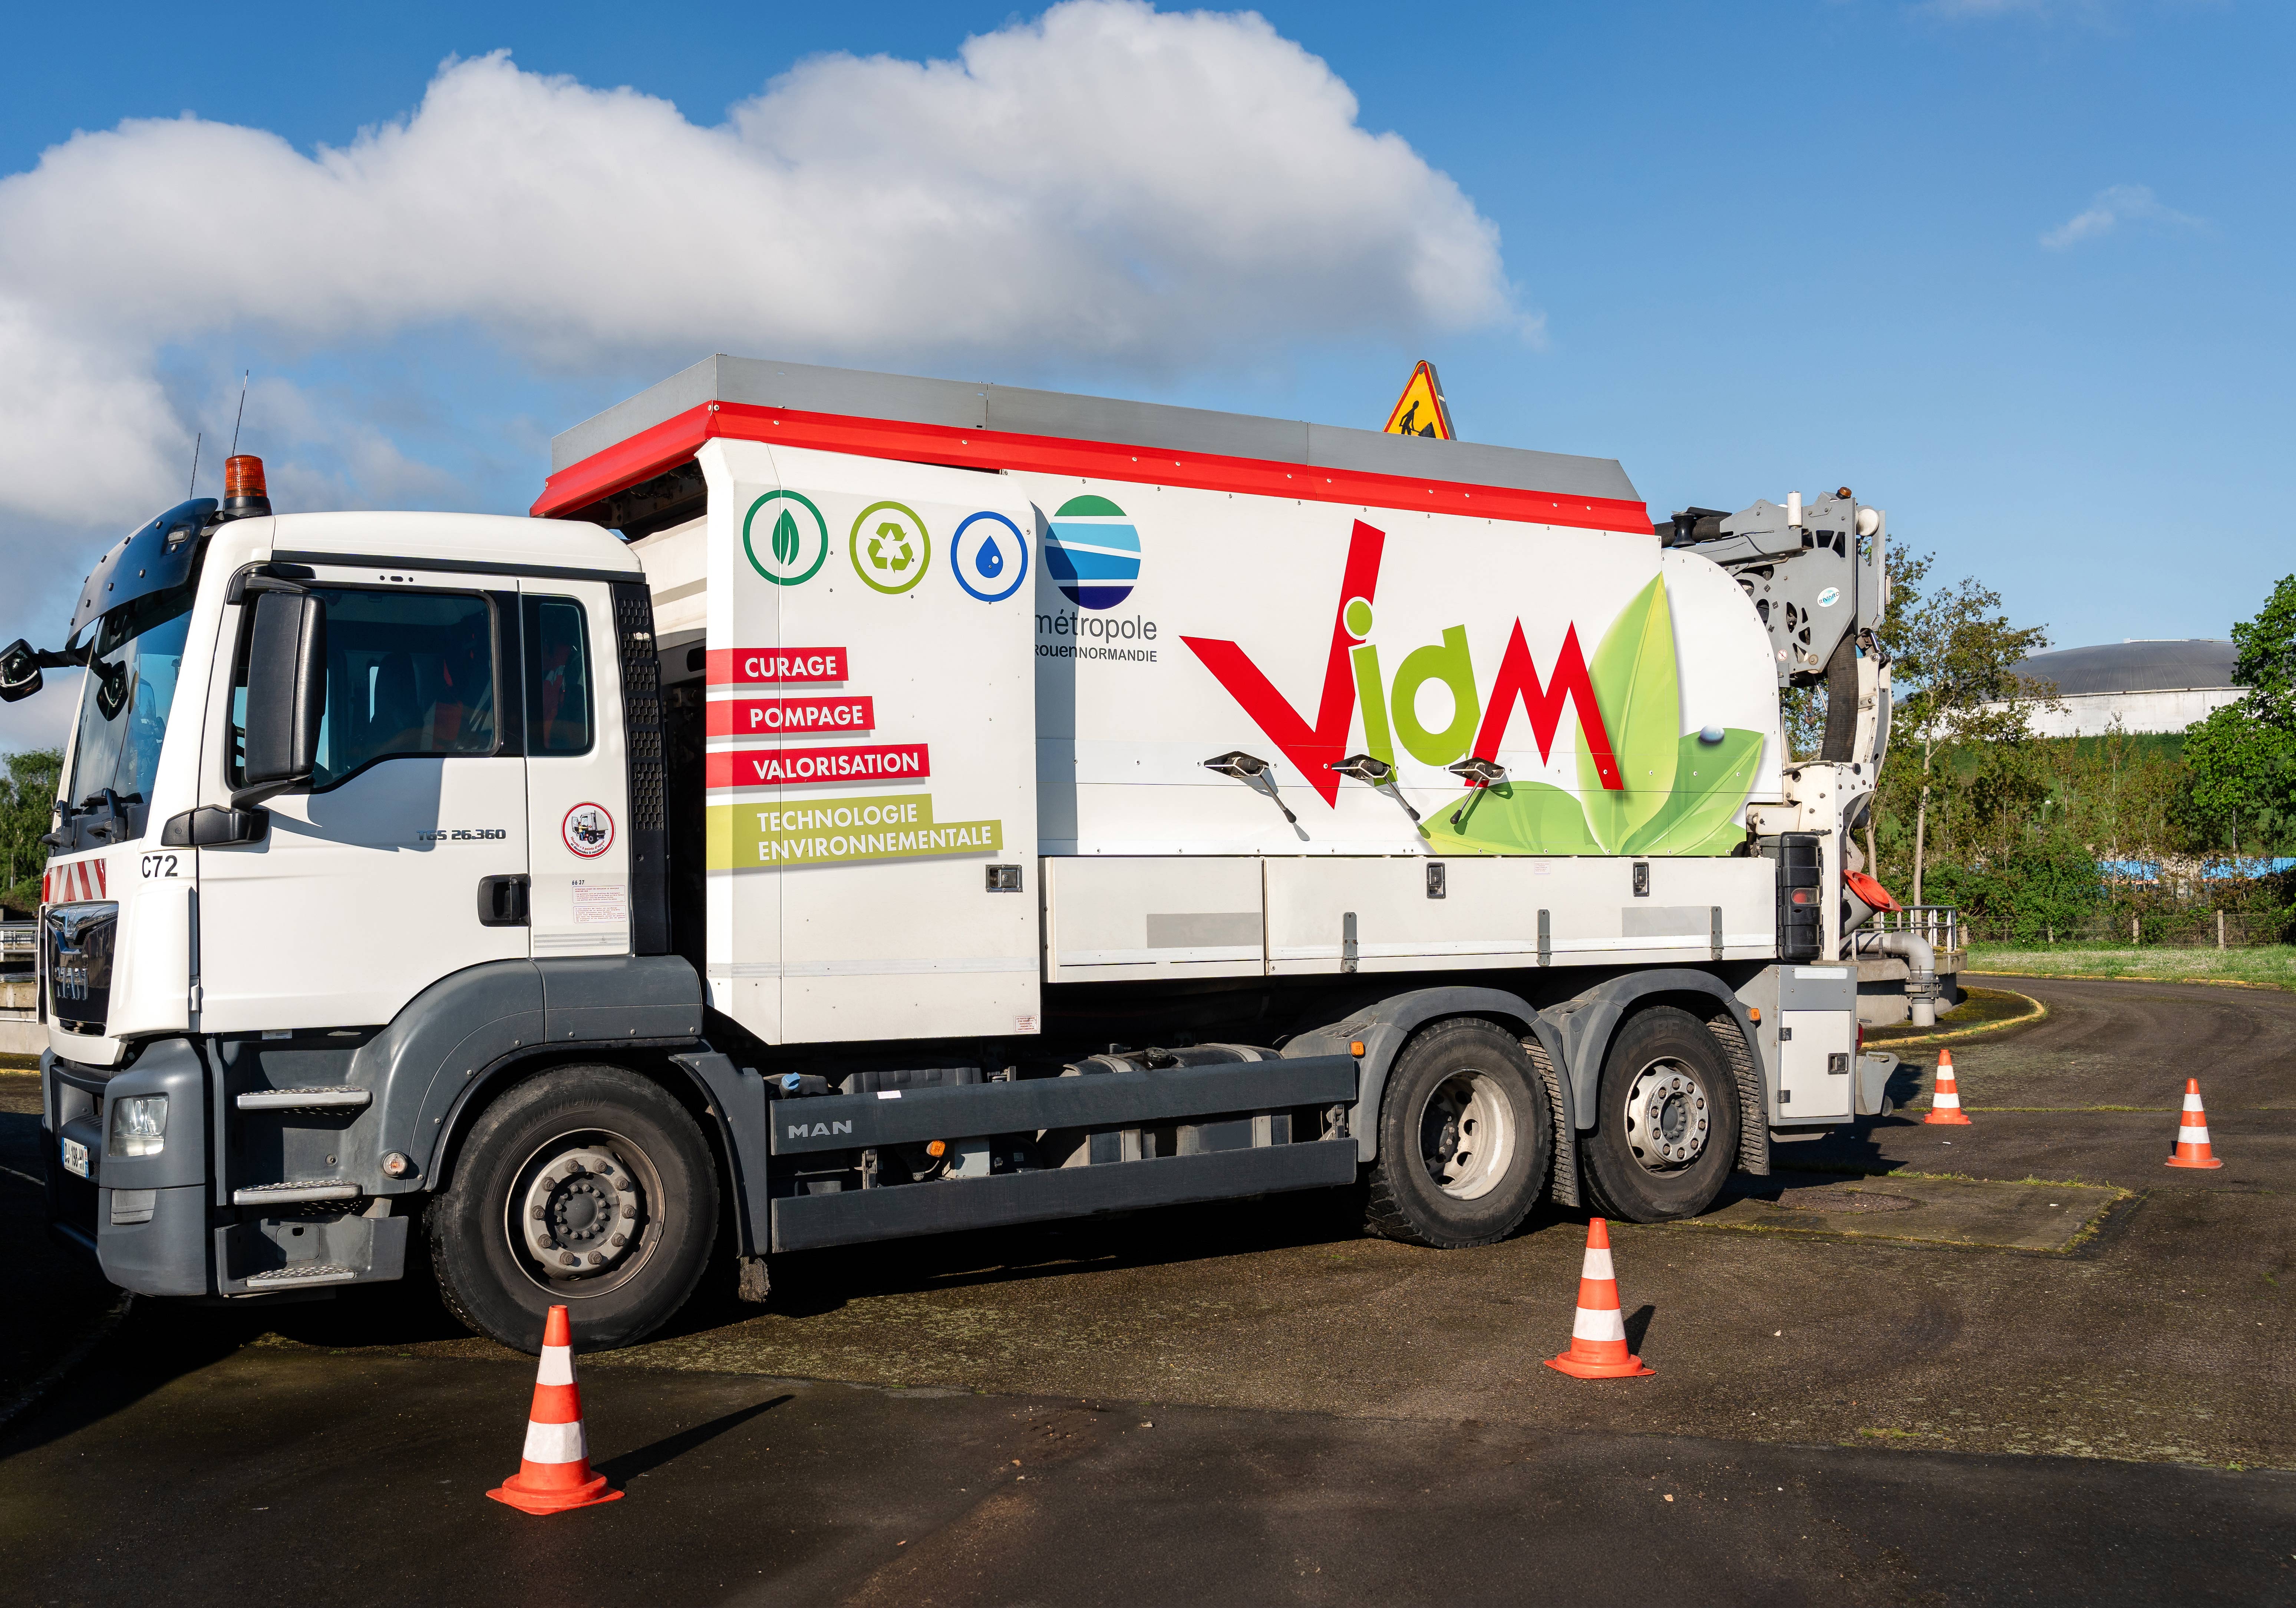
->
[2165, 1078, 2225, 1170]
[1924, 1049, 1971, 1126]
[488, 1305, 623, 1514]
[1545, 1217, 1654, 1379]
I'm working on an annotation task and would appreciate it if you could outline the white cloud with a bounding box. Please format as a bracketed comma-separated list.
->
[0, 1, 1517, 535]
[2041, 183, 2202, 248]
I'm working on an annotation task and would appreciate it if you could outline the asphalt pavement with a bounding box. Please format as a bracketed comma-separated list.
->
[2, 974, 2292, 1605]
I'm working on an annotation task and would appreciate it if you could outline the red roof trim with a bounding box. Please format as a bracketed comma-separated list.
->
[532, 401, 1649, 534]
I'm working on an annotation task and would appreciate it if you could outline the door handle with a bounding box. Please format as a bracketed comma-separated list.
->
[477, 874, 530, 927]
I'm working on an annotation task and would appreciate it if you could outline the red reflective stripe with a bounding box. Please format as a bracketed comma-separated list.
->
[515, 1458, 595, 1491]
[529, 1380, 582, 1424]
[531, 402, 1650, 535]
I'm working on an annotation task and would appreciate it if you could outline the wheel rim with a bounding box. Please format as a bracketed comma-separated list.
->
[1623, 1057, 1711, 1173]
[505, 1127, 663, 1298]
[1415, 1069, 1515, 1201]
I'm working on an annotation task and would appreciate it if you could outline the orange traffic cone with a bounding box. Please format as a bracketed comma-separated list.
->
[1545, 1217, 1654, 1379]
[2165, 1078, 2225, 1170]
[488, 1305, 623, 1514]
[1924, 1049, 1971, 1126]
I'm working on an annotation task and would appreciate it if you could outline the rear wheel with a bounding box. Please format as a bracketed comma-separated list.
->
[1580, 1006, 1741, 1223]
[1365, 1018, 1552, 1248]
[427, 1064, 718, 1352]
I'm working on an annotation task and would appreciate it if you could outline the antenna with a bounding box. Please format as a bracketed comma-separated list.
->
[228, 370, 249, 458]
[187, 432, 201, 498]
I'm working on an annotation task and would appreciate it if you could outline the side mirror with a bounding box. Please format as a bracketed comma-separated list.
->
[235, 589, 326, 807]
[0, 639, 42, 703]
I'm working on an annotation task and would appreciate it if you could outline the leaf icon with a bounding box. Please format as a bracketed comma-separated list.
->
[1422, 779, 1602, 856]
[772, 508, 801, 567]
[1622, 729, 1764, 855]
[1578, 574, 1680, 853]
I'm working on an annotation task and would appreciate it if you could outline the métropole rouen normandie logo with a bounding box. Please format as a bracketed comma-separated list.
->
[1038, 494, 1158, 663]
[700, 645, 1000, 870]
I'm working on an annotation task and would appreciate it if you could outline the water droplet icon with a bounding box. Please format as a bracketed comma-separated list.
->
[772, 508, 801, 566]
[978, 541, 1003, 578]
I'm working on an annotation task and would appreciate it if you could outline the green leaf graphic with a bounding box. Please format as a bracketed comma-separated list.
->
[1422, 780, 1603, 856]
[772, 508, 801, 567]
[1622, 729, 1764, 856]
[1578, 574, 1680, 852]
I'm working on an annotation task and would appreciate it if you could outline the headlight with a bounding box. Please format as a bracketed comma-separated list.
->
[108, 1094, 168, 1158]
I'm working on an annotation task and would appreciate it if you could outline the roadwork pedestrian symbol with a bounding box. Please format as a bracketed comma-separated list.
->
[851, 501, 931, 594]
[1383, 359, 1455, 440]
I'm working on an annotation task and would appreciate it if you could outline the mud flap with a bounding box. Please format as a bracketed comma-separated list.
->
[1706, 1015, 1770, 1177]
[1522, 1034, 1578, 1208]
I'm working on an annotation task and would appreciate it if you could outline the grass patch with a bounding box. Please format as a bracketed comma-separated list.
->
[1969, 944, 2296, 991]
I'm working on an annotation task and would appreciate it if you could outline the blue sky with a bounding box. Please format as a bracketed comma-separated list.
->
[0, 1, 2286, 743]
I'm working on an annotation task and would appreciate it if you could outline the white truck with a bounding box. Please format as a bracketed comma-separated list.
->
[28, 357, 1908, 1350]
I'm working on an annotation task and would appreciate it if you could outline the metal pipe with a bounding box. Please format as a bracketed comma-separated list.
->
[1867, 930, 1938, 1028]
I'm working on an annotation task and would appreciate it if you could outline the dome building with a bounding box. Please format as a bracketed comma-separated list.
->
[1995, 640, 2240, 737]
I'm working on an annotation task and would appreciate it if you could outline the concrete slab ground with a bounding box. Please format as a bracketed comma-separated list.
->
[1691, 1169, 2125, 1252]
[2, 973, 2292, 1605]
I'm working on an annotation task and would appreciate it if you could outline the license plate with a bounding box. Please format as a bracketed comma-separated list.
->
[61, 1136, 89, 1178]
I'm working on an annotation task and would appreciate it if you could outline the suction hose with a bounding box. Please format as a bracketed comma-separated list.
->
[1867, 930, 1938, 1028]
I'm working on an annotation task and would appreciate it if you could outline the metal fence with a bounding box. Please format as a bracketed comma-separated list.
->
[0, 921, 33, 967]
[1854, 904, 1961, 956]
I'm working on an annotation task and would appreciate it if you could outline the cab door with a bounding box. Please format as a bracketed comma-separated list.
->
[197, 574, 531, 1032]
[517, 579, 635, 959]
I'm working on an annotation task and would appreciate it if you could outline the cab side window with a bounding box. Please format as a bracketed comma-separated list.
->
[523, 596, 593, 756]
[232, 588, 499, 789]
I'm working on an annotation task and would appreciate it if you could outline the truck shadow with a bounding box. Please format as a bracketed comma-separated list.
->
[718, 1184, 1382, 1322]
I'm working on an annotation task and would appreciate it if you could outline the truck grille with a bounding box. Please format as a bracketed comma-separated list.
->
[44, 901, 118, 1035]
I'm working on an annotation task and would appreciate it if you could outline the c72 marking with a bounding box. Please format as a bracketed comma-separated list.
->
[139, 853, 181, 879]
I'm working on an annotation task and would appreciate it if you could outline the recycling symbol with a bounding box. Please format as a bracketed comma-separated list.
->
[850, 501, 931, 594]
[867, 522, 915, 573]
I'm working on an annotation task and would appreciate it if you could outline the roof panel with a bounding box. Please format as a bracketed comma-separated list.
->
[549, 354, 1639, 504]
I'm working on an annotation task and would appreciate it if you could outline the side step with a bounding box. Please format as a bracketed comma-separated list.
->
[241, 1263, 359, 1288]
[232, 1181, 362, 1205]
[236, 1087, 372, 1113]
[769, 1138, 1359, 1253]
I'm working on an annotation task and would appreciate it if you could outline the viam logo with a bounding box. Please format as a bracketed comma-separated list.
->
[1045, 495, 1141, 609]
[1181, 520, 1766, 857]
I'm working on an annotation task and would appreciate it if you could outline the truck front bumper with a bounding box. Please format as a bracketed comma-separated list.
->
[44, 1048, 213, 1296]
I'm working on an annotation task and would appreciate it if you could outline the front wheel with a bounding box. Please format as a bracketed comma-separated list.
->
[1364, 1018, 1553, 1248]
[426, 1063, 719, 1352]
[1580, 1006, 1742, 1223]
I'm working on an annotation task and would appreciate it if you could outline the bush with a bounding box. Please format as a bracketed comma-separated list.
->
[1921, 839, 2105, 945]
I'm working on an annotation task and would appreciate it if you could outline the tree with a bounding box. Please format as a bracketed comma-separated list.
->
[0, 748, 62, 912]
[2177, 573, 2296, 855]
[2178, 705, 2295, 854]
[1885, 569, 2053, 904]
[2231, 573, 2296, 732]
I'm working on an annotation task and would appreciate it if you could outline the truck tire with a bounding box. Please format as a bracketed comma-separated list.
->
[1364, 1018, 1552, 1249]
[1580, 1006, 1741, 1223]
[427, 1063, 719, 1353]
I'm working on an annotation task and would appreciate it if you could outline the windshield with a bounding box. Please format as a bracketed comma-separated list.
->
[60, 589, 194, 847]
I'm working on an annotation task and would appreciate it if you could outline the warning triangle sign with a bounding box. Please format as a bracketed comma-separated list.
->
[1382, 360, 1454, 440]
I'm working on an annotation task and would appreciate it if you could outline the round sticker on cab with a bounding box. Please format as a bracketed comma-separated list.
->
[563, 803, 615, 858]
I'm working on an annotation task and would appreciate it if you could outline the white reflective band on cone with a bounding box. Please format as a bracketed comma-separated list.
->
[538, 1347, 574, 1386]
[523, 1419, 587, 1464]
[1580, 1248, 1616, 1281]
[1572, 1306, 1627, 1343]
[2178, 1126, 2210, 1144]
[2183, 1095, 2206, 1112]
